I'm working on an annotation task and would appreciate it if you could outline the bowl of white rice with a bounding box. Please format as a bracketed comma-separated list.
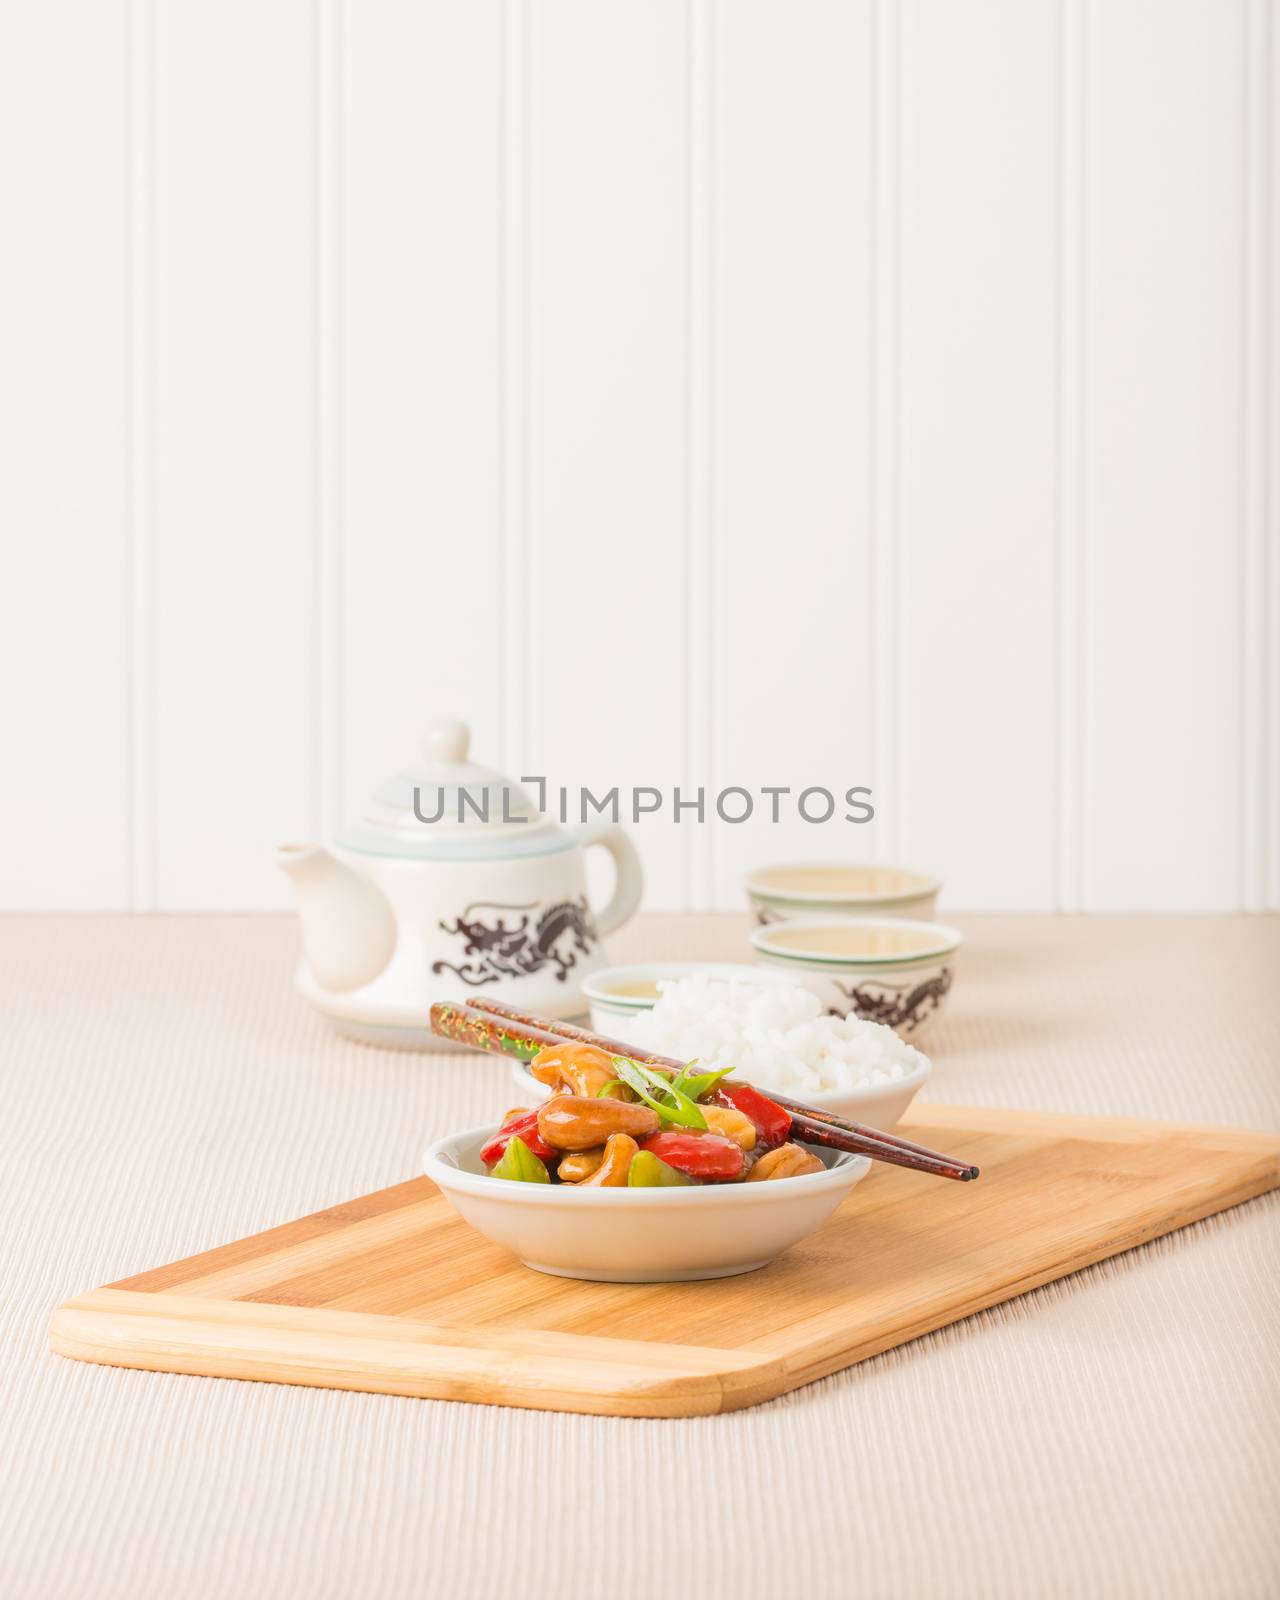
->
[511, 974, 931, 1129]
[581, 961, 798, 1036]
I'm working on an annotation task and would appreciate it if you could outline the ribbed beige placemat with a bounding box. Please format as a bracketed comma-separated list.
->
[3, 913, 1278, 1599]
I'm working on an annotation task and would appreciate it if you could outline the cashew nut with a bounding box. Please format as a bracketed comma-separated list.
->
[702, 1104, 757, 1150]
[536, 1094, 660, 1152]
[577, 1133, 638, 1186]
[529, 1042, 623, 1098]
[557, 1146, 605, 1183]
[747, 1142, 825, 1181]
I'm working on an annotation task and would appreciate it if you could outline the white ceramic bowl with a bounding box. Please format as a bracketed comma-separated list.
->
[745, 862, 941, 926]
[581, 960, 797, 1037]
[750, 917, 961, 1041]
[509, 1050, 930, 1131]
[423, 1125, 871, 1282]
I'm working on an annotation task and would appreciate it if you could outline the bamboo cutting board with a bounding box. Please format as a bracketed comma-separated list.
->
[50, 1106, 1280, 1417]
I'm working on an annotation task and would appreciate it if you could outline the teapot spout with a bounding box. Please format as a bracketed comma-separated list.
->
[276, 844, 396, 992]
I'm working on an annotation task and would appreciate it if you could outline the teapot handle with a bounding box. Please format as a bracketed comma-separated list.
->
[587, 825, 644, 937]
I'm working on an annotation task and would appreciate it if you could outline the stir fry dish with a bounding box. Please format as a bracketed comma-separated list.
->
[482, 1042, 827, 1187]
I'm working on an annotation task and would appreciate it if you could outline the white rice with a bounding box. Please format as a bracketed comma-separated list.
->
[626, 974, 927, 1096]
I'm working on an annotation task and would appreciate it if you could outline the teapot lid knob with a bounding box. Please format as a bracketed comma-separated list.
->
[423, 716, 470, 766]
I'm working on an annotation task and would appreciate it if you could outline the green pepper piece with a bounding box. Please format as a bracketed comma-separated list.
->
[490, 1134, 550, 1183]
[627, 1150, 692, 1187]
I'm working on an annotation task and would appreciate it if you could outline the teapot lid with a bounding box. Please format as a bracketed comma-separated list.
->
[336, 717, 568, 861]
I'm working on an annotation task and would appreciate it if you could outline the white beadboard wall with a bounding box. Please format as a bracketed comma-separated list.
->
[1, 0, 1276, 913]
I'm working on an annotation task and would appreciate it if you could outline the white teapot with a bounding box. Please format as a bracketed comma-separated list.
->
[277, 717, 643, 1048]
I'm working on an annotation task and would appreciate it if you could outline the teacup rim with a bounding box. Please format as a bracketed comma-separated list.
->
[745, 861, 943, 906]
[750, 916, 963, 967]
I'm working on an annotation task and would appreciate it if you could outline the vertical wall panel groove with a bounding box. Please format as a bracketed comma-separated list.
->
[501, 0, 532, 777]
[1056, 0, 1089, 911]
[685, 0, 716, 912]
[1241, 0, 1272, 910]
[872, 0, 904, 865]
[1267, 0, 1273, 908]
[520, 0, 538, 779]
[314, 0, 344, 843]
[895, 1, 911, 871]
[127, 0, 157, 910]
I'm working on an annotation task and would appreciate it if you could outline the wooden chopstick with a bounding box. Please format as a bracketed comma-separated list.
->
[430, 999, 978, 1182]
[467, 997, 978, 1178]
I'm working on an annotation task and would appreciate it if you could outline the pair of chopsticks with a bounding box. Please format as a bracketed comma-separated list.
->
[429, 997, 979, 1183]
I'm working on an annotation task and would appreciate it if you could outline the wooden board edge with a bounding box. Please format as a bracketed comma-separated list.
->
[751, 1151, 1280, 1388]
[48, 1290, 786, 1419]
[904, 1104, 1280, 1154]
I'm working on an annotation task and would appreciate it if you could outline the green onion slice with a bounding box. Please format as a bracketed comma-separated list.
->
[670, 1060, 735, 1102]
[611, 1058, 708, 1130]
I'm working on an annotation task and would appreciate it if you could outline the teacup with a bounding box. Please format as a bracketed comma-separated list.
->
[745, 862, 941, 926]
[749, 917, 961, 1040]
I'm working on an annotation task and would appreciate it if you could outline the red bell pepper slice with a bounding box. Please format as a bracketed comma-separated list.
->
[713, 1083, 792, 1149]
[480, 1108, 553, 1166]
[640, 1130, 746, 1182]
